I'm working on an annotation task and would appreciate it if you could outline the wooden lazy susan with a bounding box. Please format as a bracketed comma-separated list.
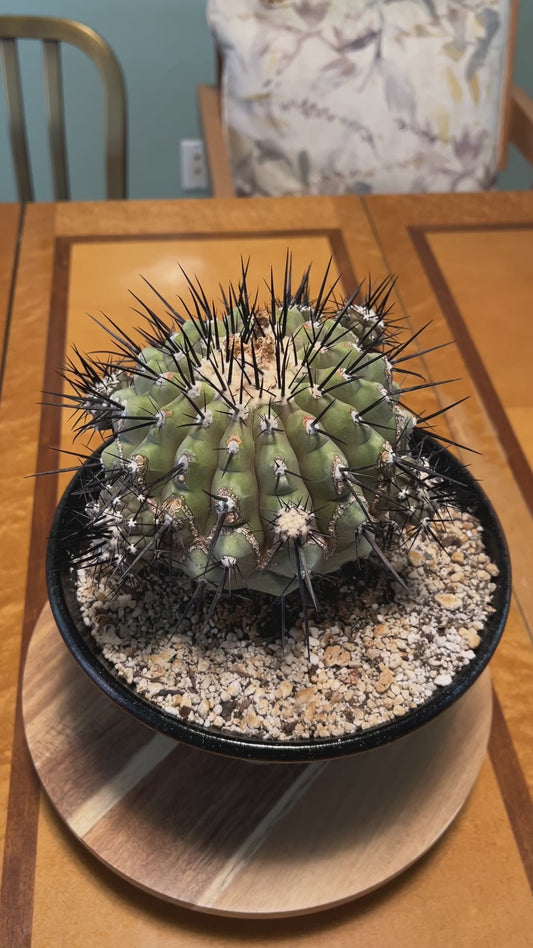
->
[23, 604, 493, 918]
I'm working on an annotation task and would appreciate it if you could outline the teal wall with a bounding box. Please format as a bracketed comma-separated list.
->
[499, 1, 533, 190]
[0, 0, 215, 200]
[0, 1, 531, 201]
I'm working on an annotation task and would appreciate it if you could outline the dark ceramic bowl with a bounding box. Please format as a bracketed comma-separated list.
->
[46, 431, 511, 762]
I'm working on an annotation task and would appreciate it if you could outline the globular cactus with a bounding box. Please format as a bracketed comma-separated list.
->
[63, 261, 449, 637]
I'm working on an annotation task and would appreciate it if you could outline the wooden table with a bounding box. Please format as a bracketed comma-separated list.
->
[1, 194, 532, 945]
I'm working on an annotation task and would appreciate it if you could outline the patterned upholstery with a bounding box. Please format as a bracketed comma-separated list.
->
[207, 0, 511, 196]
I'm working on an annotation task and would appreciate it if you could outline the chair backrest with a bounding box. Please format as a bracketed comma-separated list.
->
[205, 0, 521, 198]
[0, 16, 127, 200]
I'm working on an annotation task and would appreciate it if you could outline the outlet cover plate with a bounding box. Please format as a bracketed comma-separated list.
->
[180, 139, 208, 191]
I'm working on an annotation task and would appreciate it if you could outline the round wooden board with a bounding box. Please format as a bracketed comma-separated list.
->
[23, 604, 492, 918]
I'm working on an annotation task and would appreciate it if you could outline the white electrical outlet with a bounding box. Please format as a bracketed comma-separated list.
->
[180, 139, 208, 191]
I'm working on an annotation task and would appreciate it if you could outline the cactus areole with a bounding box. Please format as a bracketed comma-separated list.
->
[63, 261, 452, 640]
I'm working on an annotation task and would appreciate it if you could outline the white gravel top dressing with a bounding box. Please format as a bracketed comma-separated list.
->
[76, 508, 499, 742]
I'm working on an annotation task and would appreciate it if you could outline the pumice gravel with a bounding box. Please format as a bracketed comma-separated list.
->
[76, 507, 498, 742]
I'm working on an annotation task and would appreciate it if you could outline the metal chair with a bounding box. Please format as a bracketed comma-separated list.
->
[0, 16, 127, 200]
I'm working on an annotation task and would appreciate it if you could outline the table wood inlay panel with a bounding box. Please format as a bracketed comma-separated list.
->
[1, 194, 532, 947]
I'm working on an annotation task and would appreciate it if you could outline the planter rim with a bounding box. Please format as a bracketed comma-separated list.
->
[46, 431, 511, 762]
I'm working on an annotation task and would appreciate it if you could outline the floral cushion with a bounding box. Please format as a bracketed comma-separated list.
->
[206, 0, 510, 196]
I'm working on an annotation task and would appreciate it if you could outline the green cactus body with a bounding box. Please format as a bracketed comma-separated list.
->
[67, 265, 441, 623]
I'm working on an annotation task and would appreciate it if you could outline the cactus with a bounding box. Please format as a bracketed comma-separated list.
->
[61, 260, 452, 640]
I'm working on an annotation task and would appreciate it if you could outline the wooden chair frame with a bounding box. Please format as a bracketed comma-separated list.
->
[0, 15, 127, 200]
